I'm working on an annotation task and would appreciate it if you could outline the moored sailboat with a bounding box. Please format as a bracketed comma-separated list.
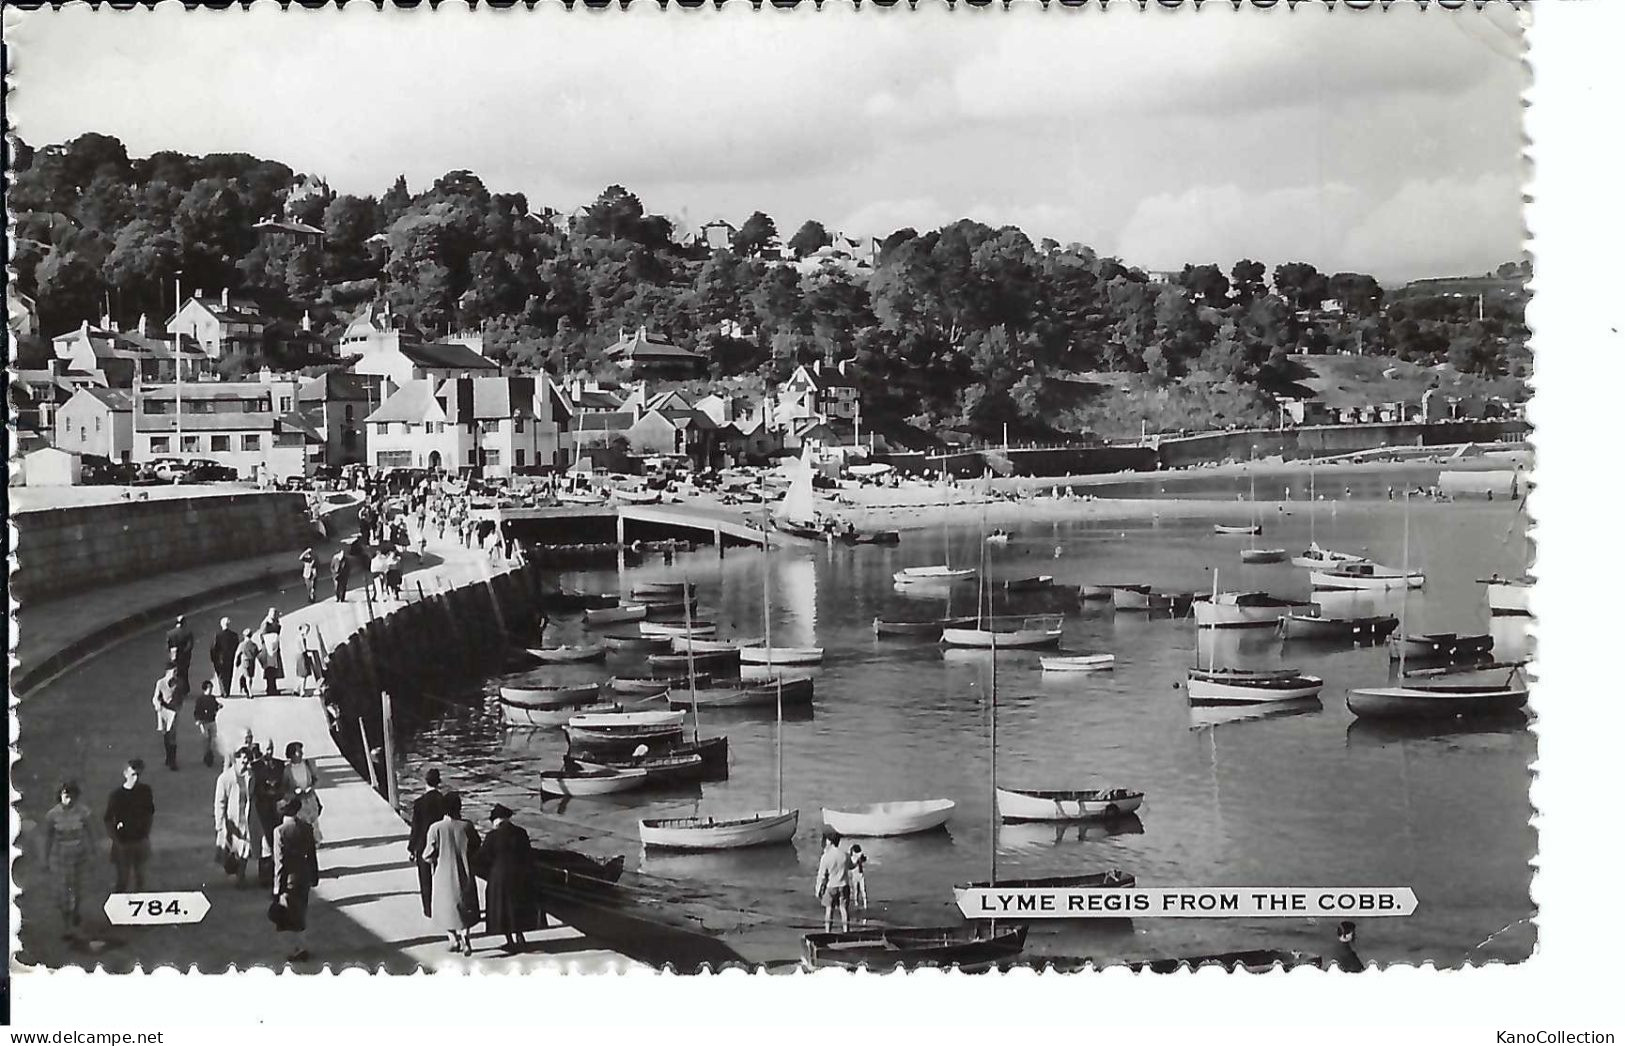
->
[1193, 591, 1317, 630]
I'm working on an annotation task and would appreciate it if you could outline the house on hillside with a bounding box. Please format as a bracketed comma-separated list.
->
[775, 360, 859, 430]
[603, 326, 706, 378]
[626, 407, 720, 469]
[563, 377, 625, 414]
[366, 375, 570, 476]
[55, 387, 134, 461]
[338, 300, 496, 388]
[167, 289, 268, 360]
[299, 370, 385, 467]
[253, 216, 325, 249]
[697, 219, 737, 252]
[53, 319, 212, 387]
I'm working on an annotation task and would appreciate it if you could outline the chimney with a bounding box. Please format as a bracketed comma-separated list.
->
[637, 325, 648, 341]
[137, 314, 148, 337]
[301, 310, 312, 332]
[194, 289, 203, 299]
[220, 288, 229, 310]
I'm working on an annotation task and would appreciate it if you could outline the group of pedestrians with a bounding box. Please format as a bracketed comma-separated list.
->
[40, 759, 156, 944]
[205, 611, 327, 701]
[407, 770, 540, 956]
[815, 832, 870, 933]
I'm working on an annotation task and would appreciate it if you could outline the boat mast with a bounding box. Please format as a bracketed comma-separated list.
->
[1398, 491, 1410, 676]
[1248, 453, 1258, 549]
[761, 495, 782, 812]
[1309, 458, 1316, 548]
[683, 569, 701, 743]
[1209, 570, 1219, 673]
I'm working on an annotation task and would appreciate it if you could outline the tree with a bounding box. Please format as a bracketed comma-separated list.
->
[1272, 262, 1328, 312]
[35, 250, 103, 332]
[733, 211, 779, 258]
[1178, 263, 1230, 308]
[787, 219, 832, 259]
[1326, 272, 1383, 316]
[380, 175, 412, 226]
[578, 185, 646, 242]
[1231, 259, 1267, 305]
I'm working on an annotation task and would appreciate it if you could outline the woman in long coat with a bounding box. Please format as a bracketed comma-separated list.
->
[212, 748, 263, 887]
[422, 792, 482, 956]
[42, 781, 95, 940]
[473, 804, 537, 952]
[258, 608, 283, 696]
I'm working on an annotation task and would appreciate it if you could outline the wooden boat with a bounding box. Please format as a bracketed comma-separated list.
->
[567, 709, 688, 731]
[602, 631, 666, 652]
[611, 488, 661, 505]
[1346, 679, 1529, 720]
[640, 598, 702, 620]
[564, 709, 688, 746]
[1279, 613, 1399, 642]
[630, 581, 694, 600]
[666, 635, 752, 655]
[498, 682, 602, 708]
[1194, 592, 1316, 630]
[1003, 575, 1054, 593]
[1402, 659, 1528, 681]
[995, 787, 1145, 822]
[640, 619, 718, 638]
[539, 766, 650, 797]
[667, 676, 815, 709]
[1213, 523, 1262, 536]
[738, 645, 824, 666]
[583, 603, 647, 627]
[840, 529, 901, 546]
[1039, 654, 1115, 673]
[1239, 548, 1288, 564]
[1077, 584, 1115, 601]
[501, 699, 620, 727]
[1109, 584, 1173, 612]
[1482, 576, 1532, 617]
[570, 751, 705, 783]
[1388, 632, 1494, 663]
[894, 565, 977, 584]
[801, 924, 1029, 970]
[1186, 667, 1324, 705]
[873, 616, 976, 637]
[1291, 543, 1368, 569]
[639, 809, 799, 850]
[1311, 562, 1425, 591]
[526, 644, 608, 664]
[942, 617, 1064, 649]
[647, 649, 738, 673]
[610, 674, 703, 696]
[542, 589, 621, 611]
[822, 799, 955, 837]
[530, 847, 626, 893]
[952, 869, 1135, 907]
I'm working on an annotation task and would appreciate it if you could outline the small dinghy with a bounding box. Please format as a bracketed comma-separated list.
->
[667, 675, 815, 709]
[801, 924, 1028, 970]
[738, 645, 824, 666]
[1077, 584, 1115, 602]
[840, 529, 901, 546]
[1291, 543, 1368, 569]
[1239, 548, 1288, 564]
[952, 869, 1135, 907]
[893, 565, 977, 584]
[995, 787, 1145, 822]
[666, 635, 752, 654]
[647, 649, 738, 673]
[527, 644, 608, 664]
[1003, 575, 1054, 593]
[1213, 523, 1262, 536]
[640, 598, 702, 620]
[583, 603, 648, 627]
[498, 682, 602, 708]
[565, 709, 689, 747]
[610, 673, 708, 695]
[942, 616, 1064, 649]
[639, 809, 799, 850]
[1311, 562, 1425, 591]
[1387, 632, 1494, 663]
[1279, 613, 1399, 642]
[538, 766, 649, 797]
[1186, 667, 1324, 705]
[1039, 654, 1115, 673]
[1194, 592, 1316, 630]
[874, 617, 976, 637]
[630, 581, 695, 600]
[501, 699, 620, 727]
[1346, 678, 1529, 720]
[570, 750, 705, 783]
[821, 798, 956, 837]
[1109, 584, 1178, 612]
[640, 619, 718, 638]
[602, 632, 666, 651]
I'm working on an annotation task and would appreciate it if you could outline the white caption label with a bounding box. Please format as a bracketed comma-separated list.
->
[103, 891, 212, 925]
[955, 887, 1417, 920]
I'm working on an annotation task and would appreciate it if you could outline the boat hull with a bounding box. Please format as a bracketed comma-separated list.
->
[1039, 655, 1115, 672]
[539, 768, 649, 796]
[1186, 673, 1324, 705]
[1239, 549, 1288, 564]
[572, 753, 705, 783]
[1310, 567, 1425, 591]
[647, 650, 739, 673]
[893, 566, 976, 584]
[583, 604, 647, 626]
[822, 799, 955, 837]
[1484, 579, 1532, 617]
[640, 620, 718, 638]
[801, 925, 1028, 970]
[501, 699, 619, 727]
[1194, 597, 1315, 630]
[639, 809, 800, 850]
[667, 676, 815, 708]
[1388, 633, 1495, 662]
[941, 627, 1062, 649]
[874, 617, 975, 637]
[498, 683, 602, 708]
[1346, 684, 1529, 720]
[995, 787, 1145, 822]
[1279, 614, 1399, 641]
[738, 646, 824, 666]
[1213, 524, 1262, 536]
[526, 645, 607, 664]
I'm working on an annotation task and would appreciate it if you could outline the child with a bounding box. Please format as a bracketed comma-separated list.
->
[847, 843, 868, 917]
[193, 679, 221, 767]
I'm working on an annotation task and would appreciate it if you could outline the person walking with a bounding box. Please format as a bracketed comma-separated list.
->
[165, 615, 196, 692]
[151, 664, 188, 771]
[369, 548, 389, 602]
[847, 843, 868, 918]
[193, 678, 221, 768]
[213, 747, 262, 888]
[234, 627, 261, 697]
[384, 548, 404, 601]
[270, 796, 319, 962]
[423, 792, 482, 957]
[258, 608, 283, 696]
[42, 781, 95, 941]
[299, 547, 319, 603]
[210, 617, 239, 697]
[408, 770, 449, 918]
[251, 744, 286, 888]
[280, 742, 323, 844]
[358, 502, 375, 546]
[814, 831, 853, 933]
[103, 759, 154, 893]
[330, 546, 352, 602]
[473, 804, 537, 953]
[293, 623, 326, 697]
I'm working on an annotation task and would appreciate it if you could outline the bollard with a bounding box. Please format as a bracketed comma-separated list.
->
[358, 716, 380, 794]
[380, 689, 399, 812]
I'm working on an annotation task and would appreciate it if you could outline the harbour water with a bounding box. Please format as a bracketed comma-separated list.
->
[398, 492, 1535, 967]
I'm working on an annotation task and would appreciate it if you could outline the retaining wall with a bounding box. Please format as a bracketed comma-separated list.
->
[1154, 420, 1530, 470]
[11, 492, 320, 602]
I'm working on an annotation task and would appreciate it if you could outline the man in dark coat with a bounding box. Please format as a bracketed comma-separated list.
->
[1330, 921, 1366, 972]
[165, 615, 196, 692]
[330, 547, 352, 603]
[271, 796, 320, 962]
[209, 617, 239, 697]
[408, 769, 449, 918]
[473, 803, 537, 952]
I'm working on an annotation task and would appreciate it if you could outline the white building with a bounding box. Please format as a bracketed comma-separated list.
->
[166, 289, 267, 360]
[132, 377, 308, 482]
[55, 387, 134, 461]
[366, 376, 571, 476]
[338, 301, 496, 388]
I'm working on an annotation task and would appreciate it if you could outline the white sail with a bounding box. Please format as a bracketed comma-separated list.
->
[775, 448, 819, 522]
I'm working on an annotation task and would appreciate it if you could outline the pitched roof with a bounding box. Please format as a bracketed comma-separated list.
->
[604, 329, 703, 363]
[300, 370, 380, 402]
[83, 387, 133, 410]
[254, 217, 325, 237]
[640, 407, 718, 431]
[576, 411, 635, 432]
[365, 380, 445, 424]
[400, 341, 498, 372]
[573, 389, 624, 411]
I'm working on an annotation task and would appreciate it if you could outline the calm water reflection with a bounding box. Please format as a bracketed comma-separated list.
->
[399, 496, 1535, 965]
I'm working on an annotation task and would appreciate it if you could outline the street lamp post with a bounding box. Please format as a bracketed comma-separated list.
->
[173, 272, 184, 457]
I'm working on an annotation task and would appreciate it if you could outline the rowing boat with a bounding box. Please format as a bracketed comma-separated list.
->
[500, 699, 620, 727]
[498, 682, 602, 708]
[822, 799, 955, 837]
[638, 809, 800, 850]
[1239, 548, 1288, 564]
[995, 786, 1145, 822]
[1193, 592, 1316, 629]
[639, 620, 718, 638]
[647, 649, 739, 673]
[1039, 654, 1115, 673]
[1345, 679, 1529, 720]
[582, 603, 647, 627]
[1310, 562, 1425, 591]
[1186, 667, 1324, 705]
[1003, 575, 1055, 593]
[1387, 632, 1494, 662]
[609, 675, 697, 696]
[1213, 523, 1262, 536]
[737, 645, 824, 666]
[893, 565, 977, 585]
[666, 635, 753, 654]
[801, 925, 1028, 970]
[630, 581, 693, 600]
[1278, 613, 1399, 642]
[942, 616, 1064, 649]
[526, 644, 608, 664]
[570, 751, 705, 783]
[873, 616, 975, 637]
[601, 632, 666, 651]
[538, 766, 650, 797]
[666, 676, 815, 709]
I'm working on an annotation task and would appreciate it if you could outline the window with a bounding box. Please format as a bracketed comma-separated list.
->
[242, 434, 261, 452]
[149, 436, 171, 454]
[376, 450, 413, 468]
[513, 417, 525, 434]
[279, 396, 293, 413]
[376, 422, 390, 436]
[182, 435, 201, 454]
[94, 417, 101, 433]
[466, 450, 477, 466]
[480, 420, 498, 435]
[80, 426, 87, 443]
[344, 405, 355, 421]
[142, 400, 167, 415]
[481, 449, 501, 467]
[514, 449, 525, 469]
[211, 435, 230, 452]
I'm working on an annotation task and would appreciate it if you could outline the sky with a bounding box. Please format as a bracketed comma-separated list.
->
[7, 3, 1527, 283]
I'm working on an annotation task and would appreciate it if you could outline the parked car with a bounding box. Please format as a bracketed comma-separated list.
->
[79, 455, 143, 485]
[185, 459, 239, 482]
[149, 457, 192, 483]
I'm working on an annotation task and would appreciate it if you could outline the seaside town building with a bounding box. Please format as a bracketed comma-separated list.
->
[52, 319, 213, 387]
[166, 289, 268, 360]
[365, 375, 571, 476]
[603, 326, 706, 378]
[338, 301, 497, 388]
[297, 370, 386, 467]
[54, 387, 135, 462]
[132, 376, 308, 482]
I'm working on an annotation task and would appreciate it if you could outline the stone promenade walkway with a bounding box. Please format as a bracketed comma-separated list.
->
[13, 521, 633, 972]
